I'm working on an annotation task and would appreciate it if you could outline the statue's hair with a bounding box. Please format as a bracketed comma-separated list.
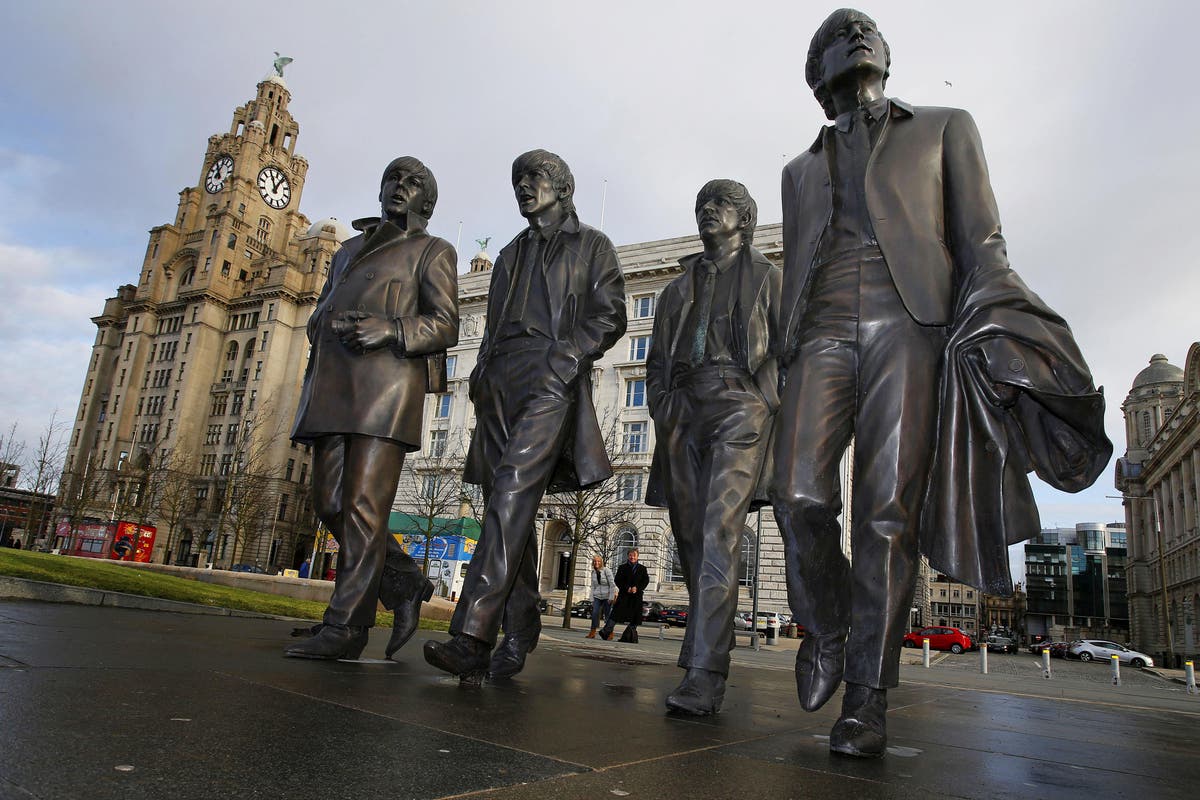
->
[806, 8, 891, 120]
[511, 149, 577, 218]
[380, 156, 438, 218]
[695, 179, 758, 246]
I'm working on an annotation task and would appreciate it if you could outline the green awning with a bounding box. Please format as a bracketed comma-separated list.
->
[388, 512, 481, 541]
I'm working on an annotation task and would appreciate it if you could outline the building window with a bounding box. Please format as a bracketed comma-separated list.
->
[666, 540, 686, 583]
[632, 294, 655, 319]
[617, 473, 643, 502]
[421, 473, 445, 498]
[227, 233, 237, 249]
[285, 459, 295, 482]
[434, 394, 452, 418]
[628, 335, 650, 361]
[625, 379, 646, 407]
[277, 493, 289, 521]
[429, 429, 448, 457]
[739, 528, 756, 587]
[445, 355, 457, 379]
[623, 421, 648, 453]
[614, 526, 638, 564]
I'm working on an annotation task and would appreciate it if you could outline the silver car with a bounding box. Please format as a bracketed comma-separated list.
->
[1068, 639, 1155, 667]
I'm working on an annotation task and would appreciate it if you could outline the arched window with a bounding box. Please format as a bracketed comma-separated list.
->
[226, 341, 239, 363]
[1141, 411, 1152, 444]
[256, 217, 271, 241]
[244, 338, 256, 357]
[665, 539, 686, 583]
[614, 526, 638, 564]
[739, 527, 757, 587]
[180, 266, 196, 287]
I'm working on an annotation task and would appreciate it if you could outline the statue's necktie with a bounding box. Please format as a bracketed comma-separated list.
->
[689, 260, 718, 367]
[506, 234, 541, 322]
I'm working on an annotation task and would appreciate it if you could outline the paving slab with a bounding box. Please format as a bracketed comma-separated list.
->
[2, 600, 1197, 800]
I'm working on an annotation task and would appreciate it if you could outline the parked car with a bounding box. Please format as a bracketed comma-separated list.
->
[659, 606, 690, 627]
[1069, 640, 1155, 668]
[642, 601, 666, 622]
[985, 635, 1017, 654]
[230, 563, 266, 574]
[753, 611, 788, 633]
[570, 600, 593, 619]
[733, 612, 753, 631]
[902, 626, 975, 654]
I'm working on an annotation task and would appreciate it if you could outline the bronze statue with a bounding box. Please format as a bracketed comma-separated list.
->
[774, 9, 1110, 757]
[424, 149, 627, 682]
[645, 179, 780, 715]
[287, 156, 459, 660]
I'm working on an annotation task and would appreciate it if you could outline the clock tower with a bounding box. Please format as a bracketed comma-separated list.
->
[62, 67, 350, 570]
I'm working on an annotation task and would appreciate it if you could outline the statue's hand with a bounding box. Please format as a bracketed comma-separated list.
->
[336, 312, 396, 352]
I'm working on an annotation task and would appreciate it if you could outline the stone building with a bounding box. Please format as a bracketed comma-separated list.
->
[924, 572, 982, 637]
[60, 71, 342, 568]
[1115, 348, 1200, 665]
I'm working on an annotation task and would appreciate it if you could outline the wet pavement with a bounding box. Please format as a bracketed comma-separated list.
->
[2, 600, 1197, 800]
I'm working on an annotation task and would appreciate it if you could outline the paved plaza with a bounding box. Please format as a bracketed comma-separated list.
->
[1, 600, 1197, 800]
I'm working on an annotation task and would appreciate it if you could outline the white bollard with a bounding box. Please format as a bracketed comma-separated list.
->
[922, 638, 931, 668]
[1042, 648, 1052, 679]
[1186, 660, 1197, 695]
[1111, 654, 1121, 686]
[981, 642, 989, 674]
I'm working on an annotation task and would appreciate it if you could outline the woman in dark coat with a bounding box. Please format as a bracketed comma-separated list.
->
[601, 549, 650, 642]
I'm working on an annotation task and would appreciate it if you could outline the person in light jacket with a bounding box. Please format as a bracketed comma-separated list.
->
[587, 555, 616, 638]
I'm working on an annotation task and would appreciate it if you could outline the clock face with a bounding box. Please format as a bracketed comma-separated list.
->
[257, 166, 291, 209]
[205, 155, 235, 193]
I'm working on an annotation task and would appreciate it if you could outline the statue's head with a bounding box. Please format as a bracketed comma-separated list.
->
[379, 156, 438, 221]
[695, 179, 757, 247]
[511, 149, 576, 220]
[806, 8, 891, 120]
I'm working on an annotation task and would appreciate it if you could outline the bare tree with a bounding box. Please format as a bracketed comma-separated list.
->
[152, 447, 201, 564]
[541, 413, 643, 629]
[213, 404, 284, 568]
[21, 411, 67, 549]
[393, 432, 470, 589]
[56, 452, 112, 553]
[0, 421, 25, 489]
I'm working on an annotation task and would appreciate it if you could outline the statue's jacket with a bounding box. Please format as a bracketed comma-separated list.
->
[292, 219, 459, 450]
[463, 216, 627, 492]
[920, 265, 1112, 595]
[643, 245, 781, 509]
[779, 97, 1110, 594]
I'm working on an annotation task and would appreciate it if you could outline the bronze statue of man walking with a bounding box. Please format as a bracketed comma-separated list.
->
[774, 9, 1109, 757]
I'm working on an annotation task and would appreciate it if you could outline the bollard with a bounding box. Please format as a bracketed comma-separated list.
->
[1186, 661, 1197, 695]
[766, 621, 779, 646]
[981, 642, 989, 674]
[922, 638, 931, 668]
[1111, 654, 1121, 687]
[1042, 648, 1052, 679]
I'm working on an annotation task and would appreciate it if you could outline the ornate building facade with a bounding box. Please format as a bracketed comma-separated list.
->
[1116, 348, 1200, 664]
[60, 72, 344, 568]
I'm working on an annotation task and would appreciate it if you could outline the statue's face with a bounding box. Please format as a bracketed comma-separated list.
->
[513, 169, 562, 219]
[696, 193, 743, 241]
[380, 166, 430, 221]
[819, 15, 887, 89]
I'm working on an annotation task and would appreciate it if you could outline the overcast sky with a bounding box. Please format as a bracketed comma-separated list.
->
[2, 1, 1196, 566]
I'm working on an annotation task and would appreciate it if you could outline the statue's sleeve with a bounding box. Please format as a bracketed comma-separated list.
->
[942, 109, 1010, 281]
[397, 241, 459, 356]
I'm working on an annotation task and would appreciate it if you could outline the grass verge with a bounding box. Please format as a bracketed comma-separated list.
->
[0, 549, 449, 631]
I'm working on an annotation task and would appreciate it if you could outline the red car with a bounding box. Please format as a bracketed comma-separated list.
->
[902, 626, 974, 654]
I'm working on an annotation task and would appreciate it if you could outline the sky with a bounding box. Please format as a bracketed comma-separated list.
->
[1, 1, 1197, 575]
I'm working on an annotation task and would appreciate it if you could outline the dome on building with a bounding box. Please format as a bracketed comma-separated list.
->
[305, 217, 353, 243]
[474, 250, 490, 262]
[1131, 354, 1183, 389]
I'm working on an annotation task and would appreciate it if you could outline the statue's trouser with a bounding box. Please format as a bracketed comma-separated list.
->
[453, 342, 573, 646]
[772, 248, 945, 689]
[313, 434, 417, 628]
[658, 366, 771, 677]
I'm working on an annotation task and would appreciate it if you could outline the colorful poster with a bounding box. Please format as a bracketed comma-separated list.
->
[111, 521, 157, 562]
